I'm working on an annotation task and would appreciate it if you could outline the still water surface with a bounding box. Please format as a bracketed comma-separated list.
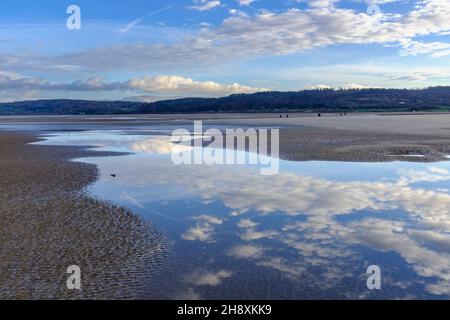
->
[38, 130, 450, 299]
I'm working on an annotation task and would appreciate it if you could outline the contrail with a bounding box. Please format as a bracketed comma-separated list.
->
[120, 3, 178, 33]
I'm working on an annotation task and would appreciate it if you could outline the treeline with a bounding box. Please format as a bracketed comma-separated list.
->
[0, 99, 145, 115]
[142, 87, 450, 113]
[1, 87, 450, 115]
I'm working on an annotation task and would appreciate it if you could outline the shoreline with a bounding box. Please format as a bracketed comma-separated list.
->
[278, 126, 450, 162]
[2, 113, 450, 163]
[0, 131, 166, 299]
[1, 114, 450, 299]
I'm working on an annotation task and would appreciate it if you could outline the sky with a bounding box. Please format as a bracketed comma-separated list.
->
[0, 0, 449, 102]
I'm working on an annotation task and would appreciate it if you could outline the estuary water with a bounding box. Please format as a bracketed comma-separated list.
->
[37, 130, 450, 299]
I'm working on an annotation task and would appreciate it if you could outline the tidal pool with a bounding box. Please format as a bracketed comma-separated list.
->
[38, 130, 450, 299]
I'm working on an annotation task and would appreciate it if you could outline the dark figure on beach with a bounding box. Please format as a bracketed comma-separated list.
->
[318, 113, 321, 117]
[286, 114, 289, 118]
[110, 174, 117, 178]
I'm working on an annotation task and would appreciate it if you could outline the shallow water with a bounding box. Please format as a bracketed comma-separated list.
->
[37, 130, 450, 299]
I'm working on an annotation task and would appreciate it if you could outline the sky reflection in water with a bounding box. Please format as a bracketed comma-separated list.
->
[38, 130, 450, 299]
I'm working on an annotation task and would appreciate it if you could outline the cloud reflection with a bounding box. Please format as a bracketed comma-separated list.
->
[228, 245, 264, 259]
[85, 135, 450, 296]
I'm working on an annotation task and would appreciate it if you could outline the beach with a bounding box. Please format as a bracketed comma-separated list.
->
[1, 113, 450, 299]
[0, 132, 166, 299]
[2, 112, 450, 162]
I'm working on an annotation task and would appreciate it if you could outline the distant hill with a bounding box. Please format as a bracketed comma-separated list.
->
[2, 87, 450, 115]
[0, 99, 146, 115]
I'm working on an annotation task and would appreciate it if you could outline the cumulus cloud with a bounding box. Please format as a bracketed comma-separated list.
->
[190, 0, 221, 11]
[408, 229, 450, 254]
[256, 257, 306, 278]
[307, 84, 334, 90]
[126, 75, 267, 95]
[397, 167, 450, 185]
[306, 83, 379, 90]
[364, 0, 403, 3]
[240, 228, 278, 241]
[228, 8, 248, 17]
[306, 0, 339, 8]
[237, 218, 260, 228]
[193, 214, 224, 224]
[4, 0, 450, 75]
[0, 71, 56, 91]
[399, 39, 450, 58]
[228, 245, 264, 259]
[181, 215, 224, 242]
[236, 0, 255, 6]
[184, 269, 232, 286]
[181, 223, 216, 242]
[0, 73, 266, 99]
[348, 219, 450, 293]
[131, 138, 193, 154]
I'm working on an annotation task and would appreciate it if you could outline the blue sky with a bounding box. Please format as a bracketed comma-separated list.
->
[0, 0, 449, 102]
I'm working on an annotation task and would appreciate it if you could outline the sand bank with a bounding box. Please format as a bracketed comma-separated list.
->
[0, 132, 166, 299]
[2, 113, 450, 162]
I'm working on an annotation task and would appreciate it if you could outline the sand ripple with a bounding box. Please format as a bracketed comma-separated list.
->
[0, 133, 166, 299]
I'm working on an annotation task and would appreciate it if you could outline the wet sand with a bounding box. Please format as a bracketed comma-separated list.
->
[278, 126, 450, 162]
[208, 112, 450, 162]
[0, 132, 166, 299]
[272, 113, 450, 162]
[2, 113, 450, 161]
[204, 113, 450, 162]
[1, 113, 450, 299]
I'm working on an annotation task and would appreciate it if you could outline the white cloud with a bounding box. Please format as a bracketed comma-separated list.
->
[184, 269, 232, 286]
[5, 0, 450, 74]
[131, 138, 193, 154]
[229, 8, 248, 17]
[237, 218, 260, 228]
[0, 73, 267, 100]
[364, 0, 403, 3]
[307, 84, 333, 90]
[306, 83, 380, 90]
[193, 214, 224, 224]
[399, 39, 450, 57]
[126, 75, 267, 95]
[348, 219, 450, 293]
[240, 228, 278, 241]
[236, 0, 255, 6]
[256, 257, 306, 278]
[428, 167, 450, 175]
[408, 229, 450, 253]
[397, 167, 450, 185]
[228, 245, 264, 258]
[0, 71, 54, 90]
[277, 215, 450, 295]
[190, 0, 221, 11]
[181, 215, 224, 242]
[181, 223, 216, 242]
[339, 83, 378, 89]
[307, 0, 339, 8]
